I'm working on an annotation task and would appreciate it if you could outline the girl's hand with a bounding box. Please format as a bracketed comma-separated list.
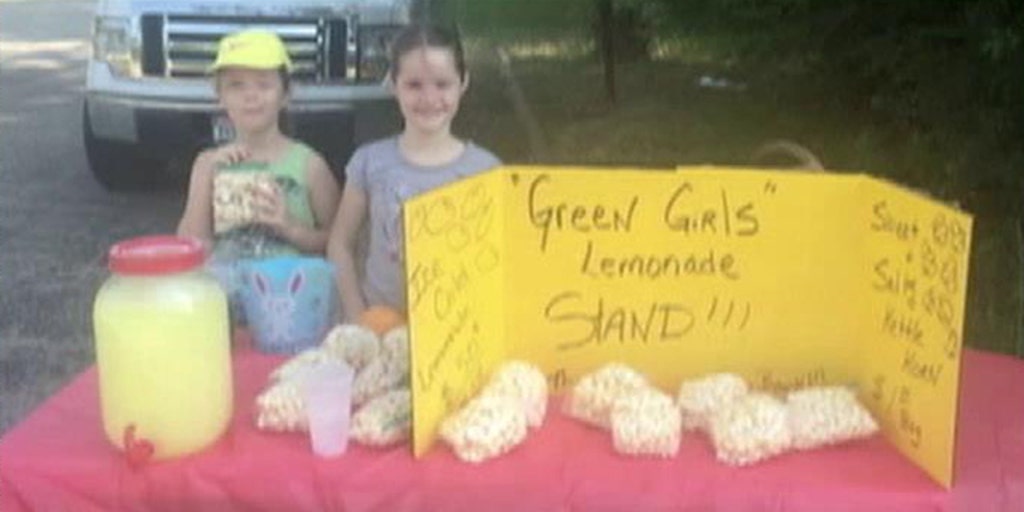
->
[253, 182, 292, 236]
[209, 143, 251, 167]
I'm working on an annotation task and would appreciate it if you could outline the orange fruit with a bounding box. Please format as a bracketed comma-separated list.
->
[359, 306, 405, 336]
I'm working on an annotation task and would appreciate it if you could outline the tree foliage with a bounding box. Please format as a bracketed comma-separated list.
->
[655, 0, 1024, 205]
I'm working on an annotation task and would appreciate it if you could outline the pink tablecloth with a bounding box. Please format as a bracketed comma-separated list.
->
[2, 349, 1022, 512]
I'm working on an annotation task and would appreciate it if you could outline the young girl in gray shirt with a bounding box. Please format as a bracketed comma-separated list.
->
[327, 24, 501, 321]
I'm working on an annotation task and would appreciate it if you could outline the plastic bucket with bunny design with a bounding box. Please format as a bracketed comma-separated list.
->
[239, 256, 338, 354]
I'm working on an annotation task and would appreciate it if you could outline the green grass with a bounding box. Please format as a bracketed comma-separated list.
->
[455, 34, 1021, 357]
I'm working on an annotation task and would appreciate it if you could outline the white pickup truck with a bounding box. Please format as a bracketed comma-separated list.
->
[85, 0, 419, 190]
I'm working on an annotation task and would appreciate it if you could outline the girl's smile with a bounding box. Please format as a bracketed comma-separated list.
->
[392, 47, 467, 137]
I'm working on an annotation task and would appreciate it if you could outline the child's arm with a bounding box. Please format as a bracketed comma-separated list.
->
[177, 144, 251, 245]
[176, 151, 217, 245]
[255, 153, 339, 253]
[327, 182, 368, 323]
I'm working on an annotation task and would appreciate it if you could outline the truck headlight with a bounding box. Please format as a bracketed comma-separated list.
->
[357, 25, 402, 82]
[93, 16, 141, 78]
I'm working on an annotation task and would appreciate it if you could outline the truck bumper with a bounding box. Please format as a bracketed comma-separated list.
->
[85, 91, 398, 177]
[84, 57, 400, 176]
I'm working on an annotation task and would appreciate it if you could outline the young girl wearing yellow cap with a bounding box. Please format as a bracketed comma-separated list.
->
[327, 24, 501, 322]
[178, 29, 339, 256]
[177, 30, 340, 329]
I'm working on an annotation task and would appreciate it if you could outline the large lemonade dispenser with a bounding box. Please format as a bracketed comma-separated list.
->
[93, 235, 232, 461]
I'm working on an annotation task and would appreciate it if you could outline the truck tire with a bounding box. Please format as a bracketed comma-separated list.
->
[83, 106, 161, 191]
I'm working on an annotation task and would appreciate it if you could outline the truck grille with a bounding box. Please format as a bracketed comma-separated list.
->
[141, 14, 351, 82]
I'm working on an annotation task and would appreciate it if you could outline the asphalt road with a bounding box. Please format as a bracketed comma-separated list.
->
[1, 0, 184, 434]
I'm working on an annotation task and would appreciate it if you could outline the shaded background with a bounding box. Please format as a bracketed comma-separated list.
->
[448, 0, 1024, 360]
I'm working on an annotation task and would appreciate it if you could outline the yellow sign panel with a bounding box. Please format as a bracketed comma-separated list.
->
[403, 172, 507, 457]
[858, 178, 971, 487]
[404, 165, 971, 487]
[505, 167, 865, 391]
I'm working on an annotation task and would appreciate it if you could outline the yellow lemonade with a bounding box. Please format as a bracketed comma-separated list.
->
[94, 271, 232, 459]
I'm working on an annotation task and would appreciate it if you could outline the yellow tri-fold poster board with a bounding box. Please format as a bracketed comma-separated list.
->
[403, 165, 971, 487]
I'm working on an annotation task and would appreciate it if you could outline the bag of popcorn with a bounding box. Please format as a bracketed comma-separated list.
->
[440, 394, 528, 463]
[710, 392, 792, 466]
[213, 171, 276, 233]
[611, 387, 681, 458]
[564, 363, 649, 430]
[480, 360, 548, 428]
[676, 373, 748, 433]
[352, 357, 406, 407]
[322, 323, 380, 371]
[255, 378, 307, 432]
[785, 386, 879, 450]
[380, 326, 410, 373]
[351, 389, 411, 447]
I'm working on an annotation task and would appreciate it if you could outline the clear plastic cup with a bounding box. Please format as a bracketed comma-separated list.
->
[302, 360, 354, 457]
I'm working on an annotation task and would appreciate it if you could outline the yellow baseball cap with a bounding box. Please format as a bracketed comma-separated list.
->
[209, 29, 292, 72]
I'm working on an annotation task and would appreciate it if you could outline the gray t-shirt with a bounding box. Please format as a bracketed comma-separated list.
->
[347, 136, 501, 311]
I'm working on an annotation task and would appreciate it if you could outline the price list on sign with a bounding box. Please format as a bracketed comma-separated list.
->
[863, 188, 971, 486]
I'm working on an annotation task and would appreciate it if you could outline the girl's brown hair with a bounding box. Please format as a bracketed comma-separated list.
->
[388, 23, 466, 82]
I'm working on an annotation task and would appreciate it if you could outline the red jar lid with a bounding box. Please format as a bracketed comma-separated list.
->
[108, 235, 206, 275]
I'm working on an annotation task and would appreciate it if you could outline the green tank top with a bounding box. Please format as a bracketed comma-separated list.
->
[211, 142, 317, 261]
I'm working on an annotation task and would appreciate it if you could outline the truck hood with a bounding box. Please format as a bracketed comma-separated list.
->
[97, 0, 412, 22]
